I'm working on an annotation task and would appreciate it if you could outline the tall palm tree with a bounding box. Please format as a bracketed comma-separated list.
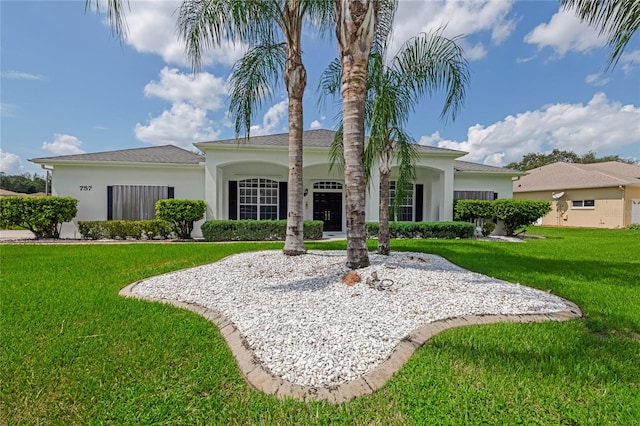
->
[333, 0, 380, 269]
[178, 0, 333, 256]
[321, 29, 469, 255]
[561, 0, 639, 69]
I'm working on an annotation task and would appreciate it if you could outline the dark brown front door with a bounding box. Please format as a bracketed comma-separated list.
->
[313, 192, 342, 231]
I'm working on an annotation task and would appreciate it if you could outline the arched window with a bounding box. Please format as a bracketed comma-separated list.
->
[313, 181, 343, 190]
[238, 178, 278, 220]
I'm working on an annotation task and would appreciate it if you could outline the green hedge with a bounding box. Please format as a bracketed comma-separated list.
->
[201, 220, 323, 242]
[0, 196, 77, 239]
[453, 199, 494, 222]
[366, 221, 474, 239]
[78, 220, 173, 240]
[155, 199, 206, 239]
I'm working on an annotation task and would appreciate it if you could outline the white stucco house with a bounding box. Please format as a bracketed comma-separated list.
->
[30, 129, 522, 238]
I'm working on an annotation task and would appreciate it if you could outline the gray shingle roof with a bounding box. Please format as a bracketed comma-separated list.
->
[30, 145, 204, 165]
[454, 160, 523, 174]
[513, 161, 640, 192]
[196, 129, 466, 155]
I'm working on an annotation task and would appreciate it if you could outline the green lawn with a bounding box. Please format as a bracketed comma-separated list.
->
[1, 228, 639, 425]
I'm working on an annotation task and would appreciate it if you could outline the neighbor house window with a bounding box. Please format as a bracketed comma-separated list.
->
[390, 181, 413, 221]
[239, 178, 278, 220]
[572, 199, 595, 208]
[108, 185, 173, 220]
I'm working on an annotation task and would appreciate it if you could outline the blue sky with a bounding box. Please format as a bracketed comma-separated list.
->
[2, 0, 639, 176]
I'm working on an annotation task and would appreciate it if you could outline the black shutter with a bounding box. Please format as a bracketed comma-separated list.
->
[415, 184, 424, 222]
[228, 181, 238, 220]
[168, 187, 175, 199]
[278, 182, 288, 220]
[107, 186, 113, 220]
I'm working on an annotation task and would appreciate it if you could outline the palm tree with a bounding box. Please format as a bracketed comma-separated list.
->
[333, 0, 380, 269]
[561, 0, 639, 69]
[178, 0, 333, 256]
[321, 29, 469, 255]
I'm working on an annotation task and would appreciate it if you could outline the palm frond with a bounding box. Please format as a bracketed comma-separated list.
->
[393, 29, 470, 122]
[391, 129, 417, 214]
[562, 0, 639, 70]
[228, 43, 286, 139]
[328, 125, 345, 174]
[372, 0, 398, 54]
[86, 0, 129, 40]
[178, 0, 278, 72]
[317, 57, 343, 110]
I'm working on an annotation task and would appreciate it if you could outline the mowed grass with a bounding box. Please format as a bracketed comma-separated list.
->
[1, 228, 638, 425]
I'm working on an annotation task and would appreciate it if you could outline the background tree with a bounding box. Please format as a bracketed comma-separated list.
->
[320, 28, 469, 255]
[178, 0, 333, 256]
[0, 173, 47, 194]
[561, 0, 639, 70]
[505, 149, 635, 171]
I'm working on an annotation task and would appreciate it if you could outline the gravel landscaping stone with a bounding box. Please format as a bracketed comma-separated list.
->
[132, 250, 576, 388]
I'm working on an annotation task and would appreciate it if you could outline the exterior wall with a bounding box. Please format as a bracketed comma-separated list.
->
[514, 186, 627, 228]
[202, 145, 460, 229]
[51, 163, 205, 237]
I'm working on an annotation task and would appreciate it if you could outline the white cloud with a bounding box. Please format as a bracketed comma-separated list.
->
[620, 49, 640, 74]
[391, 0, 517, 61]
[1, 150, 24, 175]
[585, 73, 611, 86]
[134, 102, 221, 147]
[1, 71, 46, 81]
[250, 100, 289, 136]
[524, 8, 606, 57]
[419, 93, 640, 166]
[41, 134, 85, 155]
[135, 68, 229, 147]
[143, 67, 227, 110]
[310, 120, 322, 130]
[103, 0, 244, 67]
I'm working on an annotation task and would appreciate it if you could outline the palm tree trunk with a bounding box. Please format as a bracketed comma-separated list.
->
[335, 0, 376, 269]
[378, 148, 391, 255]
[283, 36, 307, 256]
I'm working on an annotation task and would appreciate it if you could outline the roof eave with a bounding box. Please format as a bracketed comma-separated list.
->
[29, 159, 205, 168]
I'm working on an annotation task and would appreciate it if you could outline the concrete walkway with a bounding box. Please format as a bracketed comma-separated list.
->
[0, 229, 35, 240]
[119, 281, 582, 404]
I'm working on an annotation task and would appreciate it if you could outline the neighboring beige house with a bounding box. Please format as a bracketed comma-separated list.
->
[30, 129, 522, 237]
[513, 161, 640, 228]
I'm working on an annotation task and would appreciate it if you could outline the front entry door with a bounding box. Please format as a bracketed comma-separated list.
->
[313, 192, 342, 231]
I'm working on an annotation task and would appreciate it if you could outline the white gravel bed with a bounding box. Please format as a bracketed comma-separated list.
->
[132, 250, 571, 387]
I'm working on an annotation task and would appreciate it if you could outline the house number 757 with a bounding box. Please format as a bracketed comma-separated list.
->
[79, 186, 92, 191]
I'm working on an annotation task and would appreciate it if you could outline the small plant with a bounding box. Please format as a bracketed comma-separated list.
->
[627, 223, 640, 230]
[155, 199, 206, 239]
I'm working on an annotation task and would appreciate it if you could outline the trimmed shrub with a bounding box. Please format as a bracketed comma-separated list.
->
[366, 221, 474, 239]
[0, 196, 77, 239]
[155, 199, 206, 239]
[627, 223, 640, 230]
[453, 199, 494, 222]
[493, 199, 551, 236]
[201, 220, 324, 242]
[78, 220, 173, 240]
